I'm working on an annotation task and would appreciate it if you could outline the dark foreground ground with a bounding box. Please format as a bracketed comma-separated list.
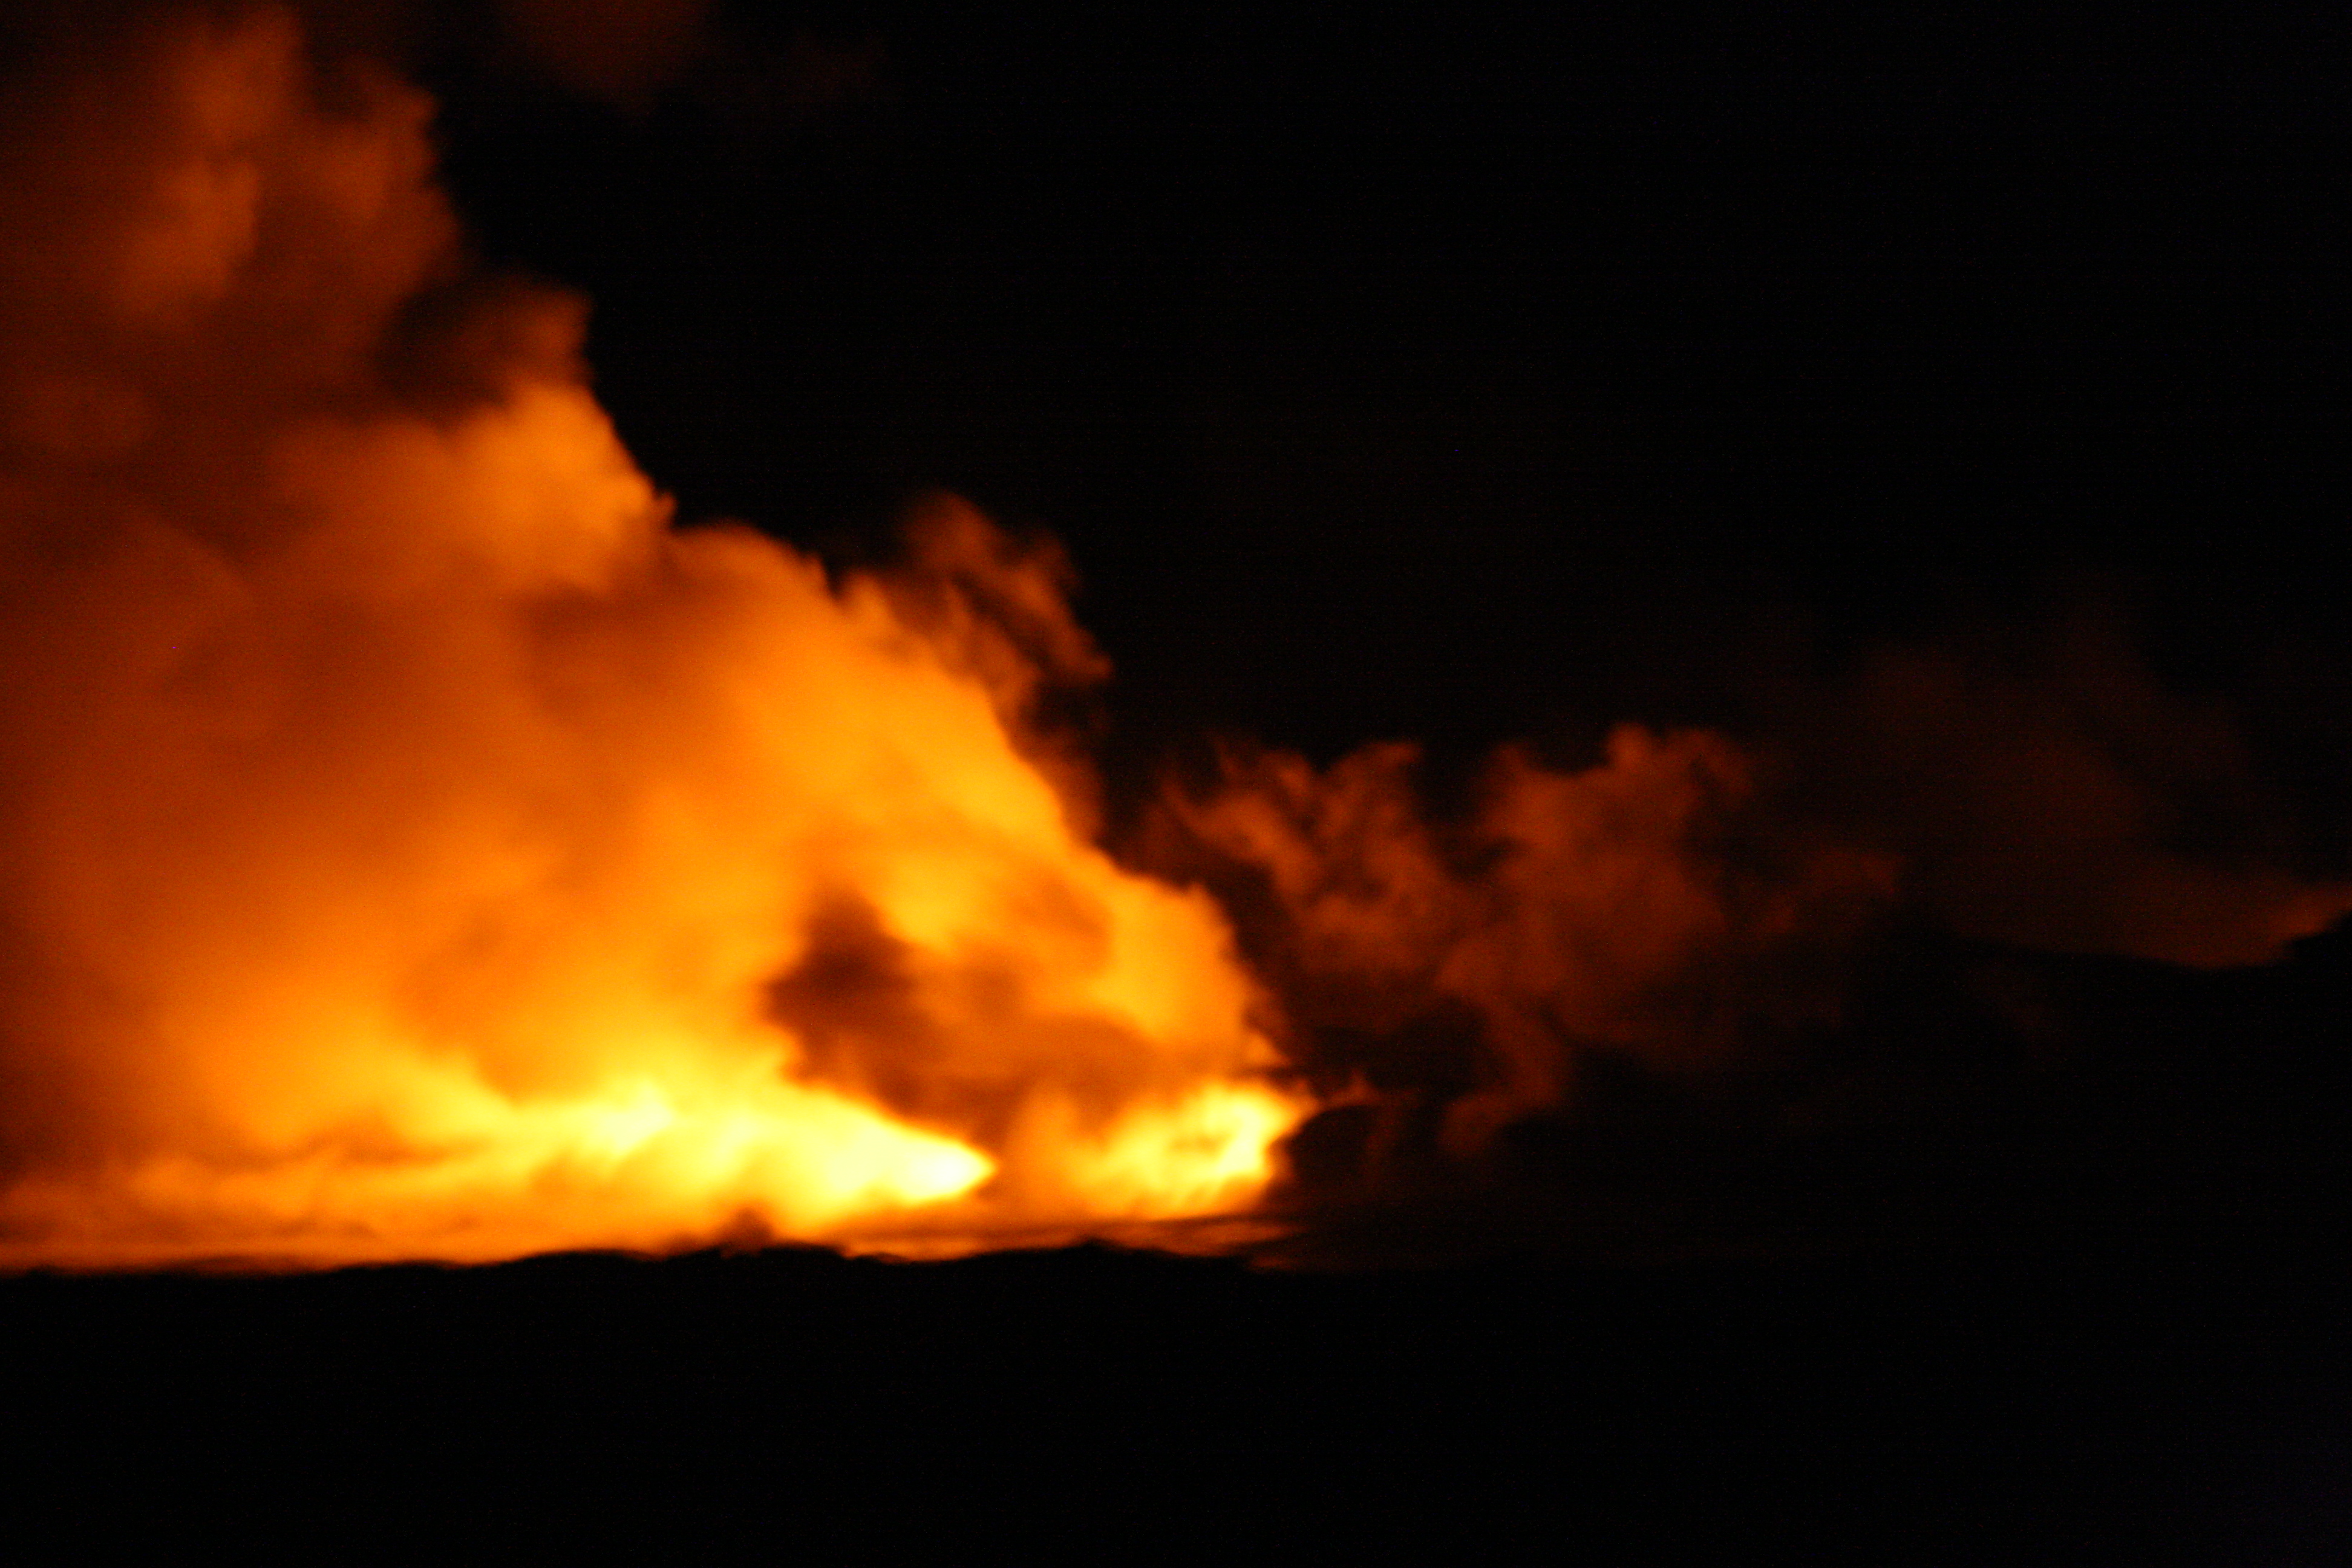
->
[4, 1233, 2348, 1564]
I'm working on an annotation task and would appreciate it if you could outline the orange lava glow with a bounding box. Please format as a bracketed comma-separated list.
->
[0, 10, 1304, 1267]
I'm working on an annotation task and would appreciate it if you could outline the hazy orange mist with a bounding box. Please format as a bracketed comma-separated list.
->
[0, 8, 1302, 1267]
[1158, 728, 1899, 1151]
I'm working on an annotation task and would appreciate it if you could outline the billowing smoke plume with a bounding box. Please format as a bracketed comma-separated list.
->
[5, 5, 2345, 1269]
[493, 0, 715, 105]
[1149, 728, 1898, 1156]
[1143, 622, 2352, 1173]
[1786, 616, 2352, 969]
[0, 7, 1298, 1266]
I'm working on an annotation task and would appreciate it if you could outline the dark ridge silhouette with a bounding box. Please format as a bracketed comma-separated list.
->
[1263, 914, 2352, 1269]
[5, 1238, 2346, 1562]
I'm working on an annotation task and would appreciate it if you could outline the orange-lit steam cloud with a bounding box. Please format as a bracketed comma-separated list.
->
[0, 8, 1300, 1266]
[1808, 621, 2352, 969]
[494, 0, 715, 106]
[1151, 728, 1898, 1155]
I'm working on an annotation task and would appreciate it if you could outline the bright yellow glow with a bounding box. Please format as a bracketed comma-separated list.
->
[0, 13, 1308, 1270]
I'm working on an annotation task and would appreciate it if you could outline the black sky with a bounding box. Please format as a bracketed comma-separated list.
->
[408, 3, 2352, 812]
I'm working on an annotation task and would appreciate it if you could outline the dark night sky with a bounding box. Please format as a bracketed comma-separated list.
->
[412, 2, 2352, 806]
